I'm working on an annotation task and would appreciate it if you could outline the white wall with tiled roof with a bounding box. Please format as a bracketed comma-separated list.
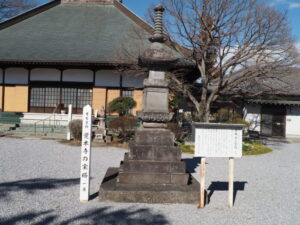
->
[286, 106, 300, 137]
[244, 103, 261, 132]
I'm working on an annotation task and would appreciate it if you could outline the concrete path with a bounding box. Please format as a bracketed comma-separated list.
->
[0, 138, 299, 225]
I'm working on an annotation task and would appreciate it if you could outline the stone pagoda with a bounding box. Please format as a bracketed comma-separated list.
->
[99, 5, 199, 204]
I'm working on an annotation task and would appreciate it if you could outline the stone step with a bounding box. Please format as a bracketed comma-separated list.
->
[121, 160, 186, 173]
[18, 125, 67, 130]
[11, 130, 67, 136]
[99, 167, 200, 204]
[5, 132, 67, 139]
[117, 171, 189, 185]
[0, 124, 16, 131]
[129, 144, 181, 161]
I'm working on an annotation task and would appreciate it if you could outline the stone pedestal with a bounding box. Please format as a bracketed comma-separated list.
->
[118, 128, 189, 185]
[99, 128, 200, 204]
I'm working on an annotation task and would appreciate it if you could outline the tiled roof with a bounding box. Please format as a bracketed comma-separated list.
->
[0, 0, 182, 65]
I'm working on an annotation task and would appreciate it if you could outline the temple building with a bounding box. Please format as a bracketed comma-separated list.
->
[0, 0, 183, 117]
[243, 68, 300, 138]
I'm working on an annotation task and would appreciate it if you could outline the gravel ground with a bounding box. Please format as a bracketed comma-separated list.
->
[0, 137, 299, 225]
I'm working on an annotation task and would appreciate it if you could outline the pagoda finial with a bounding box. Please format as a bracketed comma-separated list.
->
[149, 4, 166, 43]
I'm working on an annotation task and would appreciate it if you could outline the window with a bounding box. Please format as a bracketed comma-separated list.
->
[30, 87, 92, 113]
[122, 90, 133, 98]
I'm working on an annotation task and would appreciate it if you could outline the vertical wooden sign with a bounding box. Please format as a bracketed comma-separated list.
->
[80, 105, 92, 202]
[67, 104, 72, 140]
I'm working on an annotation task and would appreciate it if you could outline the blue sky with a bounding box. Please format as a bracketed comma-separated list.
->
[39, 0, 300, 44]
[264, 0, 300, 43]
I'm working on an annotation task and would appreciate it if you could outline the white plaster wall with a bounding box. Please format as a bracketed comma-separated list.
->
[31, 68, 61, 81]
[5, 68, 28, 84]
[95, 70, 120, 87]
[123, 74, 146, 88]
[286, 106, 300, 137]
[243, 103, 261, 132]
[0, 69, 3, 84]
[63, 69, 93, 82]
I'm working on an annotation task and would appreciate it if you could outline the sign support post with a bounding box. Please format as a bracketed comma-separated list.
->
[228, 157, 234, 208]
[199, 157, 206, 208]
[80, 105, 92, 203]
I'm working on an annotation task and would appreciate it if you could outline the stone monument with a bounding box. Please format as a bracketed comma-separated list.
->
[99, 5, 199, 204]
[94, 107, 106, 143]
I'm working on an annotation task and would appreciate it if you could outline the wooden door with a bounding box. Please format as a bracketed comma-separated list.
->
[261, 105, 286, 137]
[272, 108, 286, 137]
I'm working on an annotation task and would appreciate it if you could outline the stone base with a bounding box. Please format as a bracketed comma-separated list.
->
[99, 167, 200, 204]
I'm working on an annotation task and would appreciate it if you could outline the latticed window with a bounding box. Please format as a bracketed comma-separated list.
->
[30, 87, 92, 113]
[122, 90, 133, 98]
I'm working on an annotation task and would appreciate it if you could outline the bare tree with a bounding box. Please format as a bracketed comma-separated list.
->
[0, 0, 36, 21]
[161, 0, 298, 121]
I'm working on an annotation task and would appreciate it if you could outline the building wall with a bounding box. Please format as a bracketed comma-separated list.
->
[4, 86, 28, 112]
[0, 68, 3, 84]
[5, 68, 28, 84]
[0, 86, 2, 111]
[286, 106, 300, 137]
[63, 69, 93, 82]
[0, 69, 2, 111]
[133, 90, 143, 115]
[1, 67, 144, 115]
[123, 74, 146, 88]
[31, 68, 61, 81]
[243, 103, 261, 132]
[92, 88, 106, 111]
[95, 70, 120, 87]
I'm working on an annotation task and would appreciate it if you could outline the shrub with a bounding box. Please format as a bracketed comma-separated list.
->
[108, 116, 137, 141]
[107, 96, 136, 116]
[213, 108, 231, 122]
[213, 108, 250, 127]
[69, 119, 82, 141]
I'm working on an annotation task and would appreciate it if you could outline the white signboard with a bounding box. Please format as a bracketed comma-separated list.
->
[80, 105, 92, 202]
[194, 123, 243, 158]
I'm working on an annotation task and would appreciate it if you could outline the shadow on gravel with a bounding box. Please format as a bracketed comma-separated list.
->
[207, 181, 248, 206]
[0, 207, 169, 225]
[183, 157, 201, 173]
[0, 178, 80, 200]
[0, 210, 56, 225]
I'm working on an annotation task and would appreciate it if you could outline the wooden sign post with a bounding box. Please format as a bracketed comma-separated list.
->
[80, 105, 92, 203]
[199, 157, 206, 208]
[194, 123, 243, 208]
[67, 104, 72, 140]
[228, 157, 234, 208]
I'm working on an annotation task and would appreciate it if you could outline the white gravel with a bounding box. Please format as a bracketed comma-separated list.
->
[0, 137, 299, 225]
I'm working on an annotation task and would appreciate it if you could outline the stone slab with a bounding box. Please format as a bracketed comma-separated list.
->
[121, 160, 186, 173]
[99, 167, 200, 204]
[129, 144, 182, 161]
[134, 128, 174, 145]
[118, 171, 189, 185]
